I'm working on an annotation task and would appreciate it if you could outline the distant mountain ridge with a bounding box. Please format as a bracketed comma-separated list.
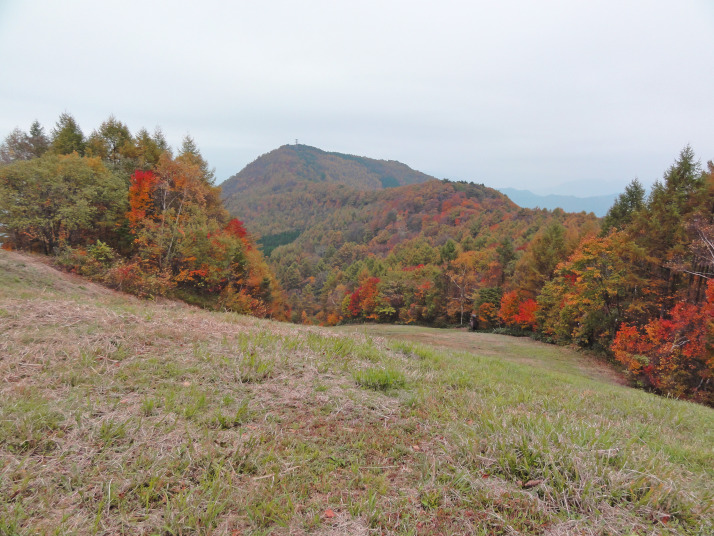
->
[498, 187, 617, 217]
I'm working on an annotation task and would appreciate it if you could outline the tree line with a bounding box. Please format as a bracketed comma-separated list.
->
[0, 114, 285, 318]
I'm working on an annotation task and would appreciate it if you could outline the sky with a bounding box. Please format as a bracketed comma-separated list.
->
[1, 0, 713, 196]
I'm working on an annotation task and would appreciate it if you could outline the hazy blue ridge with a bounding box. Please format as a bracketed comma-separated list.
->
[498, 188, 617, 217]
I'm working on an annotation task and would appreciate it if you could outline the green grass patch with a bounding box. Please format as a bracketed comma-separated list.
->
[353, 366, 406, 391]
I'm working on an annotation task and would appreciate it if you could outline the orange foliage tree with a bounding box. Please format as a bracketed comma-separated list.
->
[445, 250, 488, 325]
[612, 281, 714, 404]
[499, 290, 538, 330]
[345, 277, 380, 320]
[125, 155, 284, 317]
[537, 232, 650, 349]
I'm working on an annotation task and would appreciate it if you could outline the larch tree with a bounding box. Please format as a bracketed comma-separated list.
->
[600, 178, 645, 235]
[50, 113, 85, 156]
[86, 116, 133, 166]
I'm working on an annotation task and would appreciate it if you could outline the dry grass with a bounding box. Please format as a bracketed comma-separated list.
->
[1, 250, 713, 535]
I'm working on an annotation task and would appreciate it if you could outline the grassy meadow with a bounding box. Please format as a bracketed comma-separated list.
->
[0, 250, 712, 535]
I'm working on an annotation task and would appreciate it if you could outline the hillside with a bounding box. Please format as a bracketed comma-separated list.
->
[219, 145, 601, 325]
[221, 144, 434, 236]
[2, 250, 713, 534]
[4, 118, 710, 407]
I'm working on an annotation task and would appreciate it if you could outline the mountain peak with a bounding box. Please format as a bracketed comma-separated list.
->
[220, 145, 434, 200]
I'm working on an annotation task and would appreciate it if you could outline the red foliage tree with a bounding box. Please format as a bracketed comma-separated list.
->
[499, 291, 538, 330]
[515, 298, 538, 330]
[612, 281, 714, 404]
[225, 218, 248, 240]
[345, 277, 381, 319]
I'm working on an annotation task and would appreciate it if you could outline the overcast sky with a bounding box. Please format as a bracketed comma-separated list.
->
[1, 0, 713, 196]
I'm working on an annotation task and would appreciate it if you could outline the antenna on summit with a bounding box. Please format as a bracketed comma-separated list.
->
[295, 139, 299, 145]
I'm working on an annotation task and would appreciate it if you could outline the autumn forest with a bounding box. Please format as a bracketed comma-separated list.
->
[1, 115, 712, 405]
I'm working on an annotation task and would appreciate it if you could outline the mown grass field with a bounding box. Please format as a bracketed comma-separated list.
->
[1, 250, 713, 535]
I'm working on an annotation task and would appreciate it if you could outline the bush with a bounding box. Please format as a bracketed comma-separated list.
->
[87, 240, 115, 264]
[103, 260, 173, 298]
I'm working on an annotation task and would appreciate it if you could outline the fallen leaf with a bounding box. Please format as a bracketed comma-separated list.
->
[523, 479, 544, 489]
[324, 509, 335, 518]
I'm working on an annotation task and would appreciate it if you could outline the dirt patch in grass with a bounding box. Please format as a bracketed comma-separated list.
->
[314, 517, 369, 536]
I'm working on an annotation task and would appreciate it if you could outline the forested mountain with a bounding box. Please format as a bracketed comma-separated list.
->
[223, 143, 433, 195]
[221, 144, 434, 235]
[221, 145, 599, 327]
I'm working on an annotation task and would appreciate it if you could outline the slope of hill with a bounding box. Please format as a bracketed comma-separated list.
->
[2, 250, 713, 534]
[498, 187, 618, 217]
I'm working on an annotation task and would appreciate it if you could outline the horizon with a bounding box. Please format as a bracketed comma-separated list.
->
[221, 142, 630, 200]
